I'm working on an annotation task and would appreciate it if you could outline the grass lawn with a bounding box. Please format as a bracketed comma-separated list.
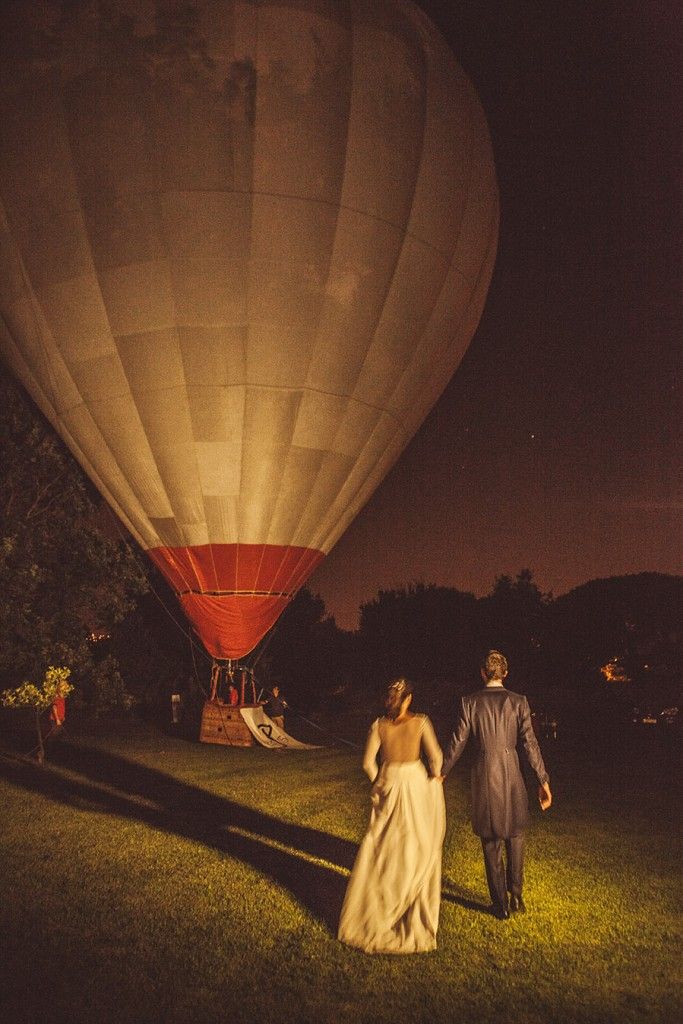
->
[0, 715, 680, 1024]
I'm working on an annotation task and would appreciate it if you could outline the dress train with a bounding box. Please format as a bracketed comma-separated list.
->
[338, 760, 445, 953]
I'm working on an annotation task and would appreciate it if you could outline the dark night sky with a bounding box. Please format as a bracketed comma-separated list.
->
[310, 0, 682, 628]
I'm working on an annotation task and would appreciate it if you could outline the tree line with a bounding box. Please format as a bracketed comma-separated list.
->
[257, 572, 682, 729]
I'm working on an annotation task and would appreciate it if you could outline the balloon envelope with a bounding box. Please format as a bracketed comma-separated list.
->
[0, 0, 498, 658]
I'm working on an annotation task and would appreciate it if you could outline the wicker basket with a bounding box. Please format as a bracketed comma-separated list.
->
[199, 701, 254, 747]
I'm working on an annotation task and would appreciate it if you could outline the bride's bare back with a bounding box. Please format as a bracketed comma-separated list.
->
[363, 714, 443, 779]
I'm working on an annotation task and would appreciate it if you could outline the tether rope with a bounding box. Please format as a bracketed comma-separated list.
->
[109, 514, 212, 664]
[284, 704, 360, 749]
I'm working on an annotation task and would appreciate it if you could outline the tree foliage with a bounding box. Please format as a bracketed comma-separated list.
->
[0, 369, 149, 698]
[255, 587, 354, 710]
[108, 571, 199, 713]
[547, 572, 683, 707]
[355, 570, 681, 718]
[475, 569, 551, 696]
[358, 582, 477, 697]
[0, 665, 73, 711]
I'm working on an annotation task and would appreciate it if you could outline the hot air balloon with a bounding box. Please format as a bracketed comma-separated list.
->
[0, 0, 498, 663]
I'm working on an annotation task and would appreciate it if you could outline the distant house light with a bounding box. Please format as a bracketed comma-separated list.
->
[600, 658, 630, 683]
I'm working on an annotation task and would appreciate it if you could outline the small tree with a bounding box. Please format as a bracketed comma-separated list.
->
[1, 666, 73, 763]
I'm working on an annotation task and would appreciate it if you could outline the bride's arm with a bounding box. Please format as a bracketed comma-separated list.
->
[421, 716, 443, 777]
[362, 718, 381, 782]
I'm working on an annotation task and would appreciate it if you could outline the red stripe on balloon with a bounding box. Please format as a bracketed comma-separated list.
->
[147, 543, 325, 659]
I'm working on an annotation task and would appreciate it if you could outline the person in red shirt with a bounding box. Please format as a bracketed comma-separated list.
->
[51, 692, 66, 730]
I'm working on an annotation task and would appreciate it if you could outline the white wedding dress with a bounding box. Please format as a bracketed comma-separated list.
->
[338, 714, 445, 954]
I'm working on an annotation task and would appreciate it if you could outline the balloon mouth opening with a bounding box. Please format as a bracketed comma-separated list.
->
[179, 592, 294, 659]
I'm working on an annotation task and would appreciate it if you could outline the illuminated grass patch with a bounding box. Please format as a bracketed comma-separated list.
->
[0, 721, 679, 1024]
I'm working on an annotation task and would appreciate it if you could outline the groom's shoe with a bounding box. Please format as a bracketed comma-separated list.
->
[492, 902, 509, 920]
[509, 894, 526, 914]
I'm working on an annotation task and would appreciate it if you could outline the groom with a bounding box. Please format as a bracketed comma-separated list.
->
[441, 650, 552, 919]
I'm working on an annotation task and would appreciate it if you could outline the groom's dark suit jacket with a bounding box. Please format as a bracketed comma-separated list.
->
[442, 687, 548, 839]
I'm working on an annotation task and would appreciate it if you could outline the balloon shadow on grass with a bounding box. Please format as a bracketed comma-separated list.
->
[1, 736, 480, 931]
[0, 738, 354, 934]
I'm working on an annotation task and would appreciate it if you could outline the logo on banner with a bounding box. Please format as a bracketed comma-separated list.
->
[258, 722, 286, 746]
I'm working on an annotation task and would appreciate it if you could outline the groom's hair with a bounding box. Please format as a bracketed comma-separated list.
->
[482, 650, 508, 680]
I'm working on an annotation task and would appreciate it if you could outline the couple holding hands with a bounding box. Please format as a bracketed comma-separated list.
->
[338, 650, 552, 953]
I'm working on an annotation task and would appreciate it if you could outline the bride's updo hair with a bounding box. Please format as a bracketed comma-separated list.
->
[384, 677, 414, 720]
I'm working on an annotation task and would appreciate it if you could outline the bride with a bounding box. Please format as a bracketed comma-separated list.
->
[338, 678, 445, 954]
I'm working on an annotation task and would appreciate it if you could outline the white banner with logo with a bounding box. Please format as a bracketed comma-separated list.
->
[239, 706, 321, 749]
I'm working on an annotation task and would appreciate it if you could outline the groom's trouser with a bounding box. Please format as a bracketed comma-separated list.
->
[481, 834, 525, 906]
